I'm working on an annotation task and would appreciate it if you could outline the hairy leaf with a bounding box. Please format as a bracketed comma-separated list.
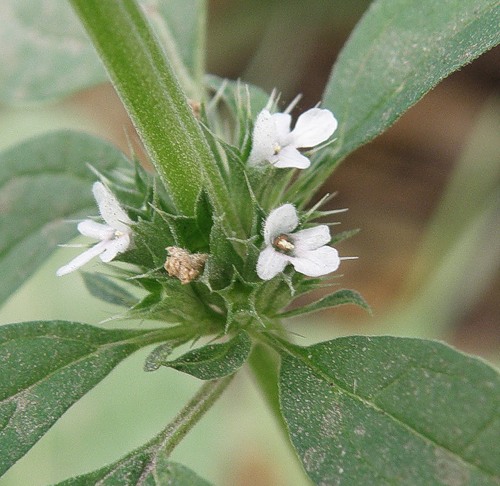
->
[0, 0, 105, 103]
[280, 336, 500, 485]
[0, 131, 130, 307]
[0, 0, 206, 103]
[81, 272, 137, 307]
[162, 332, 251, 380]
[0, 320, 171, 476]
[276, 289, 370, 318]
[297, 0, 500, 197]
[144, 342, 176, 372]
[327, 0, 500, 160]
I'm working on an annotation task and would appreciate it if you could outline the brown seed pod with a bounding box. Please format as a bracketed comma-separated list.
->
[164, 246, 208, 284]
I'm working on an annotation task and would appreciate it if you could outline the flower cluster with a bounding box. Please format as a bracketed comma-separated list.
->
[250, 104, 340, 280]
[58, 103, 341, 285]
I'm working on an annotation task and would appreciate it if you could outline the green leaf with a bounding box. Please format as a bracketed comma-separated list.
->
[200, 128, 255, 235]
[0, 131, 130, 307]
[330, 228, 360, 246]
[0, 0, 106, 103]
[204, 219, 243, 290]
[276, 289, 370, 318]
[144, 342, 176, 372]
[0, 320, 177, 476]
[58, 454, 212, 486]
[193, 189, 214, 251]
[328, 0, 500, 160]
[300, 0, 500, 196]
[152, 459, 212, 486]
[279, 336, 500, 485]
[248, 343, 289, 442]
[162, 331, 251, 380]
[0, 0, 206, 104]
[81, 272, 138, 307]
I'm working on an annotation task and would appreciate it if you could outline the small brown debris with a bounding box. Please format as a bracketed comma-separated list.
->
[164, 246, 208, 284]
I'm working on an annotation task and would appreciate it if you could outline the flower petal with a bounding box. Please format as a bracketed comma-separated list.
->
[93, 182, 132, 232]
[292, 225, 331, 251]
[257, 246, 289, 280]
[271, 145, 311, 169]
[271, 112, 292, 144]
[77, 220, 115, 240]
[289, 108, 338, 148]
[56, 240, 108, 276]
[248, 109, 278, 166]
[263, 204, 299, 244]
[289, 245, 340, 277]
[99, 234, 131, 262]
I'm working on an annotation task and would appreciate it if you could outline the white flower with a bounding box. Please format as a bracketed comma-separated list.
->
[248, 107, 337, 169]
[257, 204, 340, 280]
[56, 182, 133, 276]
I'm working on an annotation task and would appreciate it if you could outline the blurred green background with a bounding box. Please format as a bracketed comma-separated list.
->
[1, 1, 499, 484]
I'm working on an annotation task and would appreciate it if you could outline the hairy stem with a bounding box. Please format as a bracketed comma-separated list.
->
[71, 0, 242, 234]
[126, 375, 234, 484]
[248, 341, 305, 474]
[248, 343, 288, 434]
[155, 375, 234, 456]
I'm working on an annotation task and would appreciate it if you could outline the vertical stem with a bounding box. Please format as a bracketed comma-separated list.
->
[248, 341, 312, 482]
[71, 0, 242, 234]
[248, 343, 295, 448]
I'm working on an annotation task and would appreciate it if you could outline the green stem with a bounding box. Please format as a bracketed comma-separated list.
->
[256, 331, 299, 358]
[70, 0, 241, 232]
[154, 375, 234, 456]
[249, 336, 316, 484]
[248, 343, 289, 438]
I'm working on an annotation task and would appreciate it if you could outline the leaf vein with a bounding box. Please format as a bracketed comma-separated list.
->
[283, 345, 498, 478]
